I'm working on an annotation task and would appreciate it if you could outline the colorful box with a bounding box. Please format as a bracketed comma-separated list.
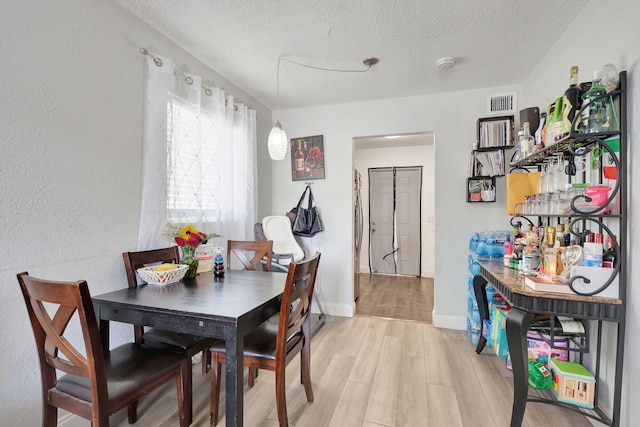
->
[549, 359, 596, 409]
[490, 306, 509, 358]
[527, 331, 569, 367]
[482, 319, 493, 348]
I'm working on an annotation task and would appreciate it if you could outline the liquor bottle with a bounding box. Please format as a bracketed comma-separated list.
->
[295, 140, 305, 178]
[562, 66, 582, 135]
[563, 219, 571, 246]
[554, 223, 566, 248]
[520, 122, 535, 159]
[535, 113, 546, 151]
[551, 97, 564, 142]
[603, 235, 617, 268]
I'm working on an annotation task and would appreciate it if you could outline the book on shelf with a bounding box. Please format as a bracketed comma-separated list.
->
[524, 275, 574, 294]
[479, 118, 514, 148]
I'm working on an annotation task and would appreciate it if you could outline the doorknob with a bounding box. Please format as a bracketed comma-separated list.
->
[371, 228, 376, 233]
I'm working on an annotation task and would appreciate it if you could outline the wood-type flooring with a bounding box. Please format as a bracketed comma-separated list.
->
[61, 316, 592, 427]
[356, 273, 433, 323]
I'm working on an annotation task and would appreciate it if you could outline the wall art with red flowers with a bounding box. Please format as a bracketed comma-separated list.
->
[290, 135, 325, 181]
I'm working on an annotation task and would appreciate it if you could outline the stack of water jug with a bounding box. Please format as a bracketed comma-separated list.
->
[466, 231, 509, 345]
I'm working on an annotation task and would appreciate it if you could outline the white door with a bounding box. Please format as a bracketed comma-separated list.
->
[369, 167, 422, 276]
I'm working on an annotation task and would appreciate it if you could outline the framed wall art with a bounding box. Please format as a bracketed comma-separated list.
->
[290, 135, 325, 181]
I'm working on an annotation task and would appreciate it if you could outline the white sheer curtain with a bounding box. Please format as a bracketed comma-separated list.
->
[138, 54, 256, 250]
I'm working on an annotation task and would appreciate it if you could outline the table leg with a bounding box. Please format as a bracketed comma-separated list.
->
[225, 331, 244, 427]
[505, 308, 534, 427]
[100, 318, 110, 353]
[473, 275, 489, 353]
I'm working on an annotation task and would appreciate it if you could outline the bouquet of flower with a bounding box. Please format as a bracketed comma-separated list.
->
[162, 224, 221, 277]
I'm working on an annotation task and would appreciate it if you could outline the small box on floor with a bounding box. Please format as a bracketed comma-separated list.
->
[549, 359, 595, 409]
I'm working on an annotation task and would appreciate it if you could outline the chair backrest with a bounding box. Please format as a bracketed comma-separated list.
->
[262, 215, 305, 262]
[277, 253, 321, 361]
[123, 246, 180, 288]
[17, 272, 109, 404]
[227, 240, 273, 271]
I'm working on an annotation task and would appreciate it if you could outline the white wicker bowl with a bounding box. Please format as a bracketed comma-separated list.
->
[137, 264, 188, 285]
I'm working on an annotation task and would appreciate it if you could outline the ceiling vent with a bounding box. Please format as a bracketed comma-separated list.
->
[487, 92, 516, 114]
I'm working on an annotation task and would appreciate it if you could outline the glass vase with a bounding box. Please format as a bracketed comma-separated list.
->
[180, 248, 199, 279]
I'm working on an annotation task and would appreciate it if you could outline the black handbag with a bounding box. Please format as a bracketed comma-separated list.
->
[287, 186, 324, 237]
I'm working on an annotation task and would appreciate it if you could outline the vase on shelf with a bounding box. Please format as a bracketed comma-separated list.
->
[180, 247, 199, 279]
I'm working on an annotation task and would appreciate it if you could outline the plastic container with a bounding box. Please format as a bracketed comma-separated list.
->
[583, 242, 603, 267]
[528, 361, 553, 390]
[585, 185, 611, 207]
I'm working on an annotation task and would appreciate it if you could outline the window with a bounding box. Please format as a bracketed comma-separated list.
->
[166, 98, 221, 224]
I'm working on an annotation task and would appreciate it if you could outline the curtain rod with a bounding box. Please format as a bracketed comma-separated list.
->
[139, 47, 242, 110]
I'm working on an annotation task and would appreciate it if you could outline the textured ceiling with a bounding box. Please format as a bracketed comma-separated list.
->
[114, 0, 589, 110]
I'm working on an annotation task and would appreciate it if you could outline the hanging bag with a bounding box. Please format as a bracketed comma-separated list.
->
[286, 186, 324, 237]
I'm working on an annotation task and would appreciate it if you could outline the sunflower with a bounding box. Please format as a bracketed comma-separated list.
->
[178, 224, 197, 241]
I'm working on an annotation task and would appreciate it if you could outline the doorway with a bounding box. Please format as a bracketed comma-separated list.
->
[369, 166, 422, 276]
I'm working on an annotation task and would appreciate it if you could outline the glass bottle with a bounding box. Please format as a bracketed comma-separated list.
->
[520, 122, 535, 159]
[535, 113, 546, 151]
[563, 66, 582, 135]
[563, 220, 571, 246]
[603, 235, 617, 268]
[551, 97, 564, 142]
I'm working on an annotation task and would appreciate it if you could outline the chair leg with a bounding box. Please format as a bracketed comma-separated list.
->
[202, 349, 211, 375]
[248, 367, 258, 387]
[301, 340, 314, 402]
[177, 362, 190, 427]
[275, 368, 289, 427]
[210, 354, 222, 426]
[42, 402, 57, 427]
[127, 401, 138, 424]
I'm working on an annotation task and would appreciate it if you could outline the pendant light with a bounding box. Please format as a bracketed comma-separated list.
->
[268, 58, 287, 160]
[267, 55, 379, 160]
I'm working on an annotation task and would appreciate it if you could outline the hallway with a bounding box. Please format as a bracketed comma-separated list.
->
[355, 273, 434, 323]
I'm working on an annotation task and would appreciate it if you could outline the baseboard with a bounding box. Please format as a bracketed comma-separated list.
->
[320, 300, 355, 318]
[357, 269, 434, 278]
[432, 311, 466, 330]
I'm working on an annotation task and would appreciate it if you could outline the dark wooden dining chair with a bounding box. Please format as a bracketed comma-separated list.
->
[227, 240, 273, 271]
[227, 239, 276, 383]
[17, 272, 190, 427]
[209, 253, 321, 427]
[123, 247, 214, 377]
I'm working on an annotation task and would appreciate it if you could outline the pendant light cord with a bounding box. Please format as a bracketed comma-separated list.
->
[279, 55, 377, 73]
[276, 57, 281, 112]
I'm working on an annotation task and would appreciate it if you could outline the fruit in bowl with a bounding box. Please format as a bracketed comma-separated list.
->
[137, 264, 188, 285]
[154, 263, 179, 272]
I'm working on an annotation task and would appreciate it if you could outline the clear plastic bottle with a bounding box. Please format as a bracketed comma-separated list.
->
[581, 70, 611, 133]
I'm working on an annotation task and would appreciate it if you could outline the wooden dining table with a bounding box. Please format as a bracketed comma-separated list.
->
[92, 269, 286, 427]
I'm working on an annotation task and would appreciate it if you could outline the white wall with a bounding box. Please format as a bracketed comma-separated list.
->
[354, 139, 436, 277]
[273, 84, 520, 323]
[520, 0, 640, 423]
[0, 1, 270, 425]
[271, 0, 640, 421]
